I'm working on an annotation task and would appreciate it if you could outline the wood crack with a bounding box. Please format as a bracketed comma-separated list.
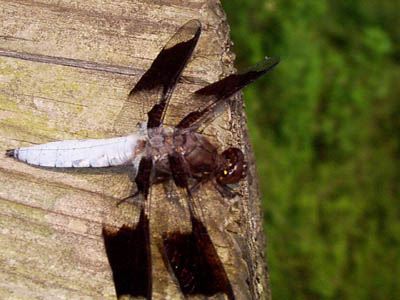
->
[0, 48, 205, 85]
[0, 48, 142, 75]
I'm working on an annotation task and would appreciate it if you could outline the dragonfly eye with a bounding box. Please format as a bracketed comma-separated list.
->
[217, 148, 247, 185]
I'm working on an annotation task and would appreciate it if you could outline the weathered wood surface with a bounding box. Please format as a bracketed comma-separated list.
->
[0, 0, 270, 299]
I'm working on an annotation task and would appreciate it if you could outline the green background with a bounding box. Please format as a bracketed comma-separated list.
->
[220, 1, 399, 299]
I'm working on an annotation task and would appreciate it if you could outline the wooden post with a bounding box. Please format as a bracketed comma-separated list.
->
[0, 1, 270, 299]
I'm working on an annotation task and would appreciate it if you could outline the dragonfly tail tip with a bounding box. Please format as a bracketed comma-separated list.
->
[6, 149, 15, 157]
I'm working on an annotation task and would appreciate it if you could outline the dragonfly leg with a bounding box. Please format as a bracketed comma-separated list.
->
[214, 181, 239, 199]
[117, 157, 153, 206]
[168, 152, 191, 197]
[116, 190, 140, 207]
[134, 157, 153, 200]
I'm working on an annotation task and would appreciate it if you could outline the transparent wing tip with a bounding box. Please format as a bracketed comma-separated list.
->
[184, 19, 201, 28]
[259, 56, 280, 72]
[241, 56, 280, 74]
[264, 56, 280, 63]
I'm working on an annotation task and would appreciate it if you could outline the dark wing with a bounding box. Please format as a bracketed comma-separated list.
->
[163, 152, 235, 299]
[114, 19, 201, 134]
[162, 215, 235, 299]
[103, 157, 153, 300]
[102, 209, 152, 299]
[176, 56, 280, 130]
[104, 20, 201, 300]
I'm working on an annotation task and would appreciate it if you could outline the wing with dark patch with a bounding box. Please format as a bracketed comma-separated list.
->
[102, 208, 152, 300]
[114, 20, 201, 134]
[177, 56, 280, 130]
[164, 152, 235, 299]
[162, 215, 235, 299]
[103, 157, 153, 298]
[105, 20, 201, 298]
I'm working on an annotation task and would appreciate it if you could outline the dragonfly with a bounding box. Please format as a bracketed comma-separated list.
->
[6, 19, 279, 300]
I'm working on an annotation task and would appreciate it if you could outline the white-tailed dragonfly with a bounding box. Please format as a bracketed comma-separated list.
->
[6, 20, 279, 300]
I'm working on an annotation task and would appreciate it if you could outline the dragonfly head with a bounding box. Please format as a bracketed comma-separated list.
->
[216, 148, 248, 186]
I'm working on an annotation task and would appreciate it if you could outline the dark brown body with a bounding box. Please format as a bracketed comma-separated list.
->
[143, 125, 247, 199]
[147, 127, 221, 185]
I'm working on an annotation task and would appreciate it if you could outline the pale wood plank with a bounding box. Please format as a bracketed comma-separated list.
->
[0, 0, 270, 299]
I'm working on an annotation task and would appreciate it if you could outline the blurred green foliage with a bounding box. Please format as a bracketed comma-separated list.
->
[220, 1, 400, 299]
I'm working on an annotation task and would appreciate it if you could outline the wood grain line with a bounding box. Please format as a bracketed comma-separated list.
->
[0, 48, 142, 75]
[0, 48, 205, 85]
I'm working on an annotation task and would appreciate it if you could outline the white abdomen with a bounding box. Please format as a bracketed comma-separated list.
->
[9, 134, 145, 168]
